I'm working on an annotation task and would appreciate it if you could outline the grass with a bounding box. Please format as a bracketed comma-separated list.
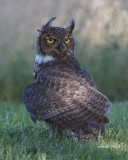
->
[0, 102, 128, 160]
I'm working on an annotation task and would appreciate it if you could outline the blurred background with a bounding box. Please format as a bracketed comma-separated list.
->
[0, 0, 128, 102]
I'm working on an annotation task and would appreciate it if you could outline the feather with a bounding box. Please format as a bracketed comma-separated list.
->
[23, 18, 112, 141]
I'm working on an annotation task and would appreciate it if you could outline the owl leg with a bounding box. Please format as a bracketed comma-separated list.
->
[68, 123, 105, 142]
[81, 123, 105, 142]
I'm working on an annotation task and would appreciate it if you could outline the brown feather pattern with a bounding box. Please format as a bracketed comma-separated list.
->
[23, 18, 112, 141]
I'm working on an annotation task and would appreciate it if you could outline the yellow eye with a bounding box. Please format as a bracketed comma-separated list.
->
[46, 37, 54, 44]
[64, 38, 70, 44]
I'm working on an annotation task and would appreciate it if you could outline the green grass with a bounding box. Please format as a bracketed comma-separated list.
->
[0, 102, 128, 160]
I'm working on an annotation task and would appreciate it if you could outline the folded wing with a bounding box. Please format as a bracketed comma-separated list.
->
[23, 74, 112, 130]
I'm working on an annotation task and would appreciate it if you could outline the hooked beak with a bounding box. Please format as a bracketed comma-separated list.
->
[56, 42, 65, 52]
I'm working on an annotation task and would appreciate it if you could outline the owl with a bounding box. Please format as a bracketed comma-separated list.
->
[23, 17, 112, 141]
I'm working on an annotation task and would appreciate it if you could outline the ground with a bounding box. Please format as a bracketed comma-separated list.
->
[0, 102, 128, 160]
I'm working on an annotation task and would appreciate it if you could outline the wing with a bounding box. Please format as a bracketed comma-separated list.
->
[23, 70, 112, 130]
[43, 85, 112, 130]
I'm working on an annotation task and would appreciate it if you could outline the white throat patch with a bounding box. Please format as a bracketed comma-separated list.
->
[35, 54, 55, 64]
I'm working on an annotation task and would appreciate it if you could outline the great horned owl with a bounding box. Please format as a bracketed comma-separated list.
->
[23, 17, 112, 141]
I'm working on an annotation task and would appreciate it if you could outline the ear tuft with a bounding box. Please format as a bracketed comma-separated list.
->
[63, 19, 75, 33]
[45, 17, 57, 28]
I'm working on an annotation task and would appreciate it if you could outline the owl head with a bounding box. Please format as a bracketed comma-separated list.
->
[35, 17, 75, 64]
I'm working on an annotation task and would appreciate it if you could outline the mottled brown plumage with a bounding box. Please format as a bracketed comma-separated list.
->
[23, 18, 112, 141]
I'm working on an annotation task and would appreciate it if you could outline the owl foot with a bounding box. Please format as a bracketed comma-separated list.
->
[66, 123, 105, 142]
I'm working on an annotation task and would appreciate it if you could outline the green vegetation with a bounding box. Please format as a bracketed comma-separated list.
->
[77, 38, 128, 101]
[0, 102, 128, 160]
[0, 1, 127, 159]
[0, 1, 128, 102]
[0, 50, 33, 102]
[0, 39, 128, 102]
[0, 0, 128, 102]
